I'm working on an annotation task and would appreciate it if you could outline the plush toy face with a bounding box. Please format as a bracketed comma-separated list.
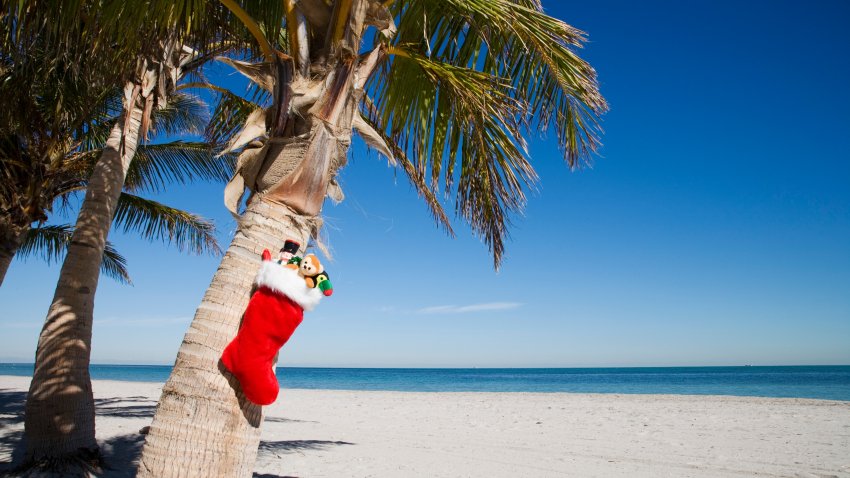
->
[299, 254, 324, 277]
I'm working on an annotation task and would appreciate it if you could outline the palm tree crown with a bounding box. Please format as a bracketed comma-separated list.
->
[208, 0, 606, 266]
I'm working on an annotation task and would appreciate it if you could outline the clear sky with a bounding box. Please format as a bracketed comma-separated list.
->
[2, 0, 849, 367]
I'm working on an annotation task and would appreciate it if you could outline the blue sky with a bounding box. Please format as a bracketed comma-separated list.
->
[2, 0, 849, 367]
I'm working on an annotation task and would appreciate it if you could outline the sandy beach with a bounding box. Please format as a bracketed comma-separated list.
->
[1, 375, 848, 477]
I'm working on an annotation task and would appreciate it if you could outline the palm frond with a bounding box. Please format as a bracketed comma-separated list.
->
[64, 90, 229, 195]
[358, 99, 454, 236]
[388, 0, 606, 165]
[76, 88, 125, 152]
[18, 225, 131, 284]
[369, 48, 535, 267]
[17, 225, 71, 265]
[67, 90, 208, 171]
[148, 92, 210, 137]
[124, 141, 235, 194]
[113, 193, 222, 255]
[101, 241, 132, 285]
[78, 115, 119, 154]
[204, 85, 268, 146]
[360, 0, 606, 267]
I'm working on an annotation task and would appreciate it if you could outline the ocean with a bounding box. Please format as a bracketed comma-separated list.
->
[1, 364, 848, 401]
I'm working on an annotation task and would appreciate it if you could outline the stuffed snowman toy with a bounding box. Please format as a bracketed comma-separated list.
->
[221, 242, 332, 405]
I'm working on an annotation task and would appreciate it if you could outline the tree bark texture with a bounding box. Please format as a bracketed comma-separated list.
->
[0, 223, 28, 287]
[136, 199, 316, 478]
[24, 87, 144, 462]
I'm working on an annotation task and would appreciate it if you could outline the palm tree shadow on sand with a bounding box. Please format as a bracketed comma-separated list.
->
[0, 390, 151, 477]
[0, 390, 28, 473]
[1, 389, 354, 477]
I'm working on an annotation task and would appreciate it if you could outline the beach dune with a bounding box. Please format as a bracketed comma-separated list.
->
[1, 375, 848, 477]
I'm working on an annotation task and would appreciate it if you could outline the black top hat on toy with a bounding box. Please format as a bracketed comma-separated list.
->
[280, 240, 300, 255]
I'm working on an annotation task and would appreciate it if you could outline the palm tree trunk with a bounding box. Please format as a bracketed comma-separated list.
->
[136, 3, 370, 468]
[137, 199, 315, 478]
[23, 82, 144, 465]
[0, 223, 29, 287]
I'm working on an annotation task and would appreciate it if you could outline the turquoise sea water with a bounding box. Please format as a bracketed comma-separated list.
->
[1, 364, 848, 401]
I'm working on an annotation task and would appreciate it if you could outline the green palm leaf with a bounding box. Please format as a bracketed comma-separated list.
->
[113, 193, 222, 255]
[369, 47, 535, 266]
[99, 242, 132, 285]
[203, 85, 268, 147]
[18, 225, 131, 284]
[362, 0, 606, 266]
[66, 91, 233, 195]
[124, 141, 235, 194]
[388, 0, 606, 164]
[76, 88, 125, 153]
[359, 100, 454, 236]
[148, 92, 210, 137]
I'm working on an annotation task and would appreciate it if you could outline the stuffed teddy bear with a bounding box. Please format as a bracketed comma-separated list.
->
[298, 254, 333, 296]
[285, 253, 333, 296]
[220, 247, 328, 405]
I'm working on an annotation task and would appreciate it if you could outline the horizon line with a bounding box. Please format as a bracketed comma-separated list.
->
[2, 362, 849, 370]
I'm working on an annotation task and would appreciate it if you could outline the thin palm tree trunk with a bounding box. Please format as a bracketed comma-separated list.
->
[0, 223, 28, 287]
[23, 83, 144, 464]
[137, 199, 315, 478]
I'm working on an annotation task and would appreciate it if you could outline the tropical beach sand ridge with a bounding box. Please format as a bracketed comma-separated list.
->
[1, 375, 848, 477]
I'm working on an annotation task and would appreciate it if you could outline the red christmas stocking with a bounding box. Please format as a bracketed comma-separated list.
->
[221, 250, 323, 405]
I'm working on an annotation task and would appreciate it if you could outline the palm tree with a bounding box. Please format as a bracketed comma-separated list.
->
[2, 3, 281, 474]
[1, 3, 239, 470]
[3, 83, 231, 471]
[138, 0, 606, 475]
[20, 51, 216, 468]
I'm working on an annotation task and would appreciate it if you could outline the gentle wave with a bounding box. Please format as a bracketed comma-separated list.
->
[2, 364, 848, 401]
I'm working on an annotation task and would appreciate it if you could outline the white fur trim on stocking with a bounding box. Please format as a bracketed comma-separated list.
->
[255, 261, 324, 311]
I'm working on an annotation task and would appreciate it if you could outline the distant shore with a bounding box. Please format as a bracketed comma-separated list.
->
[2, 375, 849, 477]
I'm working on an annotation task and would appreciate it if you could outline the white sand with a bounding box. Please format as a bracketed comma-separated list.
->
[1, 375, 849, 477]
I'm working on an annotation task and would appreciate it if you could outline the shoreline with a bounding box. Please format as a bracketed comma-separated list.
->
[3, 375, 850, 477]
[1, 374, 849, 404]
